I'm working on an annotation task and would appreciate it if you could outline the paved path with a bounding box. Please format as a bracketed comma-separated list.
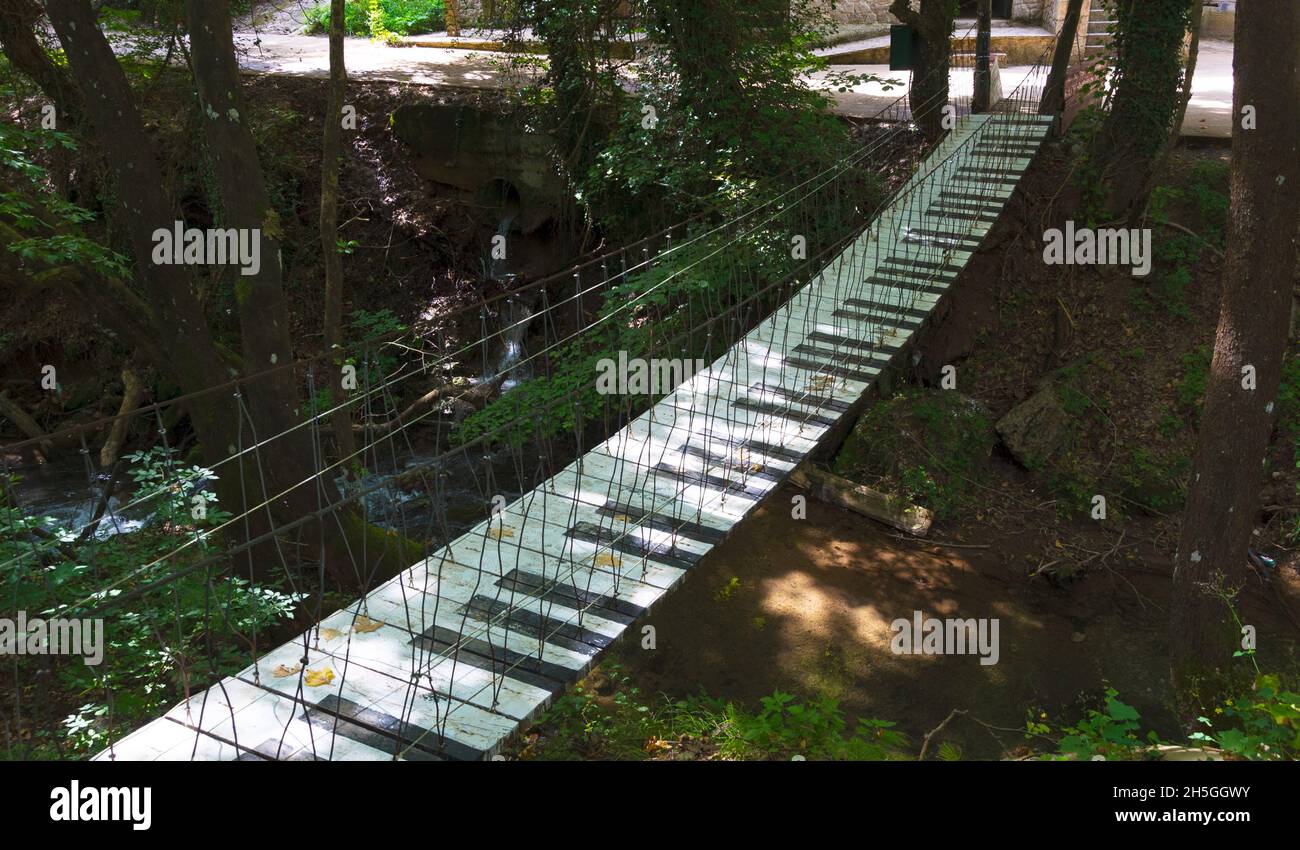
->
[230, 22, 1233, 139]
[1181, 40, 1233, 140]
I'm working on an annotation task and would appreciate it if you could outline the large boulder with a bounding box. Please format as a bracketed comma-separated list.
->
[996, 381, 1071, 469]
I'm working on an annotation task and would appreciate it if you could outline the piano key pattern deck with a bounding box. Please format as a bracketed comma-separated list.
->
[96, 112, 1054, 761]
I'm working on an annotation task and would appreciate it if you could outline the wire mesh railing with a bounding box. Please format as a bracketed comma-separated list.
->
[3, 34, 1072, 760]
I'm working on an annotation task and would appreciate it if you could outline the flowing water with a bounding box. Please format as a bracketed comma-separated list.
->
[487, 298, 533, 393]
[6, 457, 149, 540]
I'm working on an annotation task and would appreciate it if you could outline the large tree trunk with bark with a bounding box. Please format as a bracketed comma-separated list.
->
[320, 0, 357, 469]
[42, 0, 240, 485]
[41, 0, 365, 592]
[184, 0, 357, 589]
[890, 0, 954, 141]
[1171, 0, 1300, 690]
[0, 0, 82, 126]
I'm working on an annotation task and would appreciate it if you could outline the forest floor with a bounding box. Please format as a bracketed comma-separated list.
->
[511, 140, 1300, 761]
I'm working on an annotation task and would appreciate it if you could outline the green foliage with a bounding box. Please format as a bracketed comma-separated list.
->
[1028, 626, 1300, 761]
[464, 1, 882, 449]
[1094, 0, 1193, 159]
[526, 665, 907, 761]
[721, 690, 907, 760]
[457, 225, 813, 446]
[1143, 160, 1228, 317]
[347, 307, 408, 389]
[1029, 688, 1157, 761]
[0, 449, 298, 758]
[1191, 676, 1300, 761]
[303, 0, 447, 37]
[0, 123, 132, 280]
[1115, 444, 1188, 513]
[582, 0, 867, 233]
[834, 389, 996, 518]
[1175, 344, 1212, 416]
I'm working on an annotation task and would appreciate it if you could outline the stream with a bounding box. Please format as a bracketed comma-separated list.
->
[7, 304, 546, 550]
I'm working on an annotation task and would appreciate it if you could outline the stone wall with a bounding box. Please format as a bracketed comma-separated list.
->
[1012, 0, 1048, 23]
[819, 0, 894, 29]
[1202, 5, 1235, 41]
[819, 0, 1051, 30]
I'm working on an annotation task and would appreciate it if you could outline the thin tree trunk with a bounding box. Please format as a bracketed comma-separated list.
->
[1168, 0, 1202, 144]
[1040, 0, 1084, 116]
[320, 0, 357, 469]
[1171, 0, 1300, 688]
[973, 0, 992, 113]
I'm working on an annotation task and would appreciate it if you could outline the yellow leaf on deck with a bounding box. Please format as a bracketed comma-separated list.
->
[594, 553, 621, 568]
[610, 513, 632, 523]
[305, 667, 335, 687]
[353, 615, 384, 633]
[807, 375, 834, 391]
[271, 663, 302, 678]
[319, 627, 345, 641]
[487, 526, 515, 540]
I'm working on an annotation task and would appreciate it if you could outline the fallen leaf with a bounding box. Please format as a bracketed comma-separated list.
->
[319, 627, 345, 641]
[487, 526, 515, 540]
[807, 375, 834, 391]
[353, 615, 384, 633]
[305, 667, 335, 687]
[271, 663, 302, 678]
[594, 553, 621, 568]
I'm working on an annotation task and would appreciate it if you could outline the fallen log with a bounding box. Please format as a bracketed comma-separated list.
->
[355, 374, 505, 437]
[99, 368, 144, 468]
[789, 463, 933, 537]
[0, 390, 54, 457]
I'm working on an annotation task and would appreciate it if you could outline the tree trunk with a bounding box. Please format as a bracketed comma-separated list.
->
[973, 0, 992, 113]
[1168, 0, 1202, 144]
[1137, 0, 1203, 212]
[0, 0, 83, 127]
[43, 0, 240, 485]
[0, 391, 54, 457]
[1090, 0, 1191, 221]
[184, 0, 356, 589]
[446, 0, 460, 35]
[1040, 0, 1084, 116]
[1171, 0, 1300, 690]
[99, 368, 143, 467]
[890, 0, 954, 141]
[320, 0, 357, 469]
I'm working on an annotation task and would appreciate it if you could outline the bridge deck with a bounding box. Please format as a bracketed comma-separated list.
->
[96, 111, 1054, 761]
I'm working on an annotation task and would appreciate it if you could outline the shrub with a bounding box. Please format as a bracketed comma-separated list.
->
[304, 0, 446, 37]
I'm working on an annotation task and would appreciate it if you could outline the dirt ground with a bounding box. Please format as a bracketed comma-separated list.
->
[536, 141, 1300, 760]
[603, 478, 1300, 759]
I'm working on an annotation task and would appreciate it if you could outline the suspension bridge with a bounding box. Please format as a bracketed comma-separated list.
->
[78, 64, 1057, 761]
